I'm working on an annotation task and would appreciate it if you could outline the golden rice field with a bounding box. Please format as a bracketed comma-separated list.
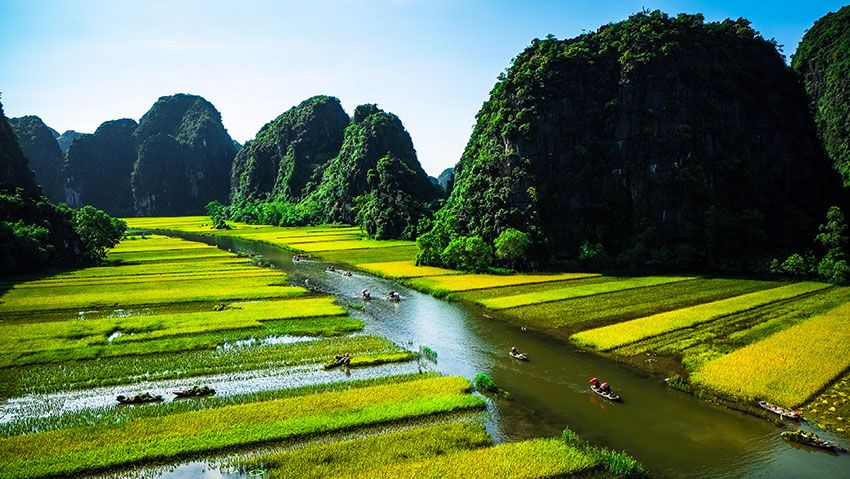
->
[0, 224, 640, 478]
[129, 217, 850, 439]
[691, 300, 850, 406]
[570, 282, 829, 351]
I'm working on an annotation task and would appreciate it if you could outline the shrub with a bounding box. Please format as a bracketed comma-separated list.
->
[494, 228, 531, 269]
[440, 236, 493, 272]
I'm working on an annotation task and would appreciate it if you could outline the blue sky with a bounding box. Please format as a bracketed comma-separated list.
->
[1, 0, 845, 175]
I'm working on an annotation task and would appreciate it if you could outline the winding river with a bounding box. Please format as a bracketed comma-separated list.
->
[92, 232, 850, 478]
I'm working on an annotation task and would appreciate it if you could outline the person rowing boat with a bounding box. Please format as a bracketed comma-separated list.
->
[589, 377, 621, 401]
[510, 346, 528, 360]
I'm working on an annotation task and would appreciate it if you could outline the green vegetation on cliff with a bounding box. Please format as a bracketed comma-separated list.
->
[793, 5, 850, 186]
[0, 101, 126, 275]
[310, 104, 441, 225]
[421, 11, 841, 273]
[63, 119, 138, 215]
[132, 94, 237, 215]
[8, 116, 64, 202]
[230, 95, 349, 203]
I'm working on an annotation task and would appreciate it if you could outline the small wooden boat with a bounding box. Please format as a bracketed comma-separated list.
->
[782, 430, 846, 452]
[510, 351, 528, 361]
[173, 386, 215, 398]
[589, 378, 621, 402]
[759, 400, 801, 420]
[117, 392, 163, 404]
[388, 293, 401, 302]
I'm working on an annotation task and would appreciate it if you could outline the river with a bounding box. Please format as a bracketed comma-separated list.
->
[107, 232, 850, 478]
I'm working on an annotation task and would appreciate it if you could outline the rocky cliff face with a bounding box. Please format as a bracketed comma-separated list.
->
[9, 115, 64, 201]
[0, 103, 39, 192]
[309, 104, 440, 224]
[437, 167, 453, 191]
[793, 5, 850, 186]
[230, 96, 349, 203]
[63, 119, 138, 215]
[131, 94, 237, 215]
[56, 130, 85, 154]
[440, 11, 841, 271]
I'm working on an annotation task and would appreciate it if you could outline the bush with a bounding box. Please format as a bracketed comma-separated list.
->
[440, 236, 493, 272]
[494, 228, 531, 269]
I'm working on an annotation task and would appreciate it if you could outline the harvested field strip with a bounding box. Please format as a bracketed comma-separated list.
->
[408, 273, 601, 294]
[0, 335, 412, 396]
[571, 282, 829, 351]
[802, 374, 850, 438]
[356, 261, 460, 279]
[243, 420, 491, 479]
[691, 300, 850, 406]
[0, 373, 439, 437]
[347, 437, 600, 479]
[1, 298, 349, 366]
[0, 276, 305, 313]
[0, 377, 484, 479]
[479, 276, 696, 310]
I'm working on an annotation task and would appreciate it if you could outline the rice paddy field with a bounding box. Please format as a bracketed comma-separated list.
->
[0, 227, 640, 478]
[120, 217, 850, 441]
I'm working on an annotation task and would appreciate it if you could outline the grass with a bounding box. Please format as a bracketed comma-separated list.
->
[2, 297, 356, 367]
[614, 286, 850, 369]
[240, 420, 492, 479]
[691, 299, 850, 407]
[478, 276, 695, 310]
[0, 376, 484, 479]
[0, 372, 439, 437]
[320, 246, 419, 265]
[356, 260, 460, 278]
[0, 335, 414, 396]
[571, 282, 829, 351]
[347, 437, 601, 479]
[406, 272, 601, 295]
[495, 278, 781, 335]
[0, 275, 306, 313]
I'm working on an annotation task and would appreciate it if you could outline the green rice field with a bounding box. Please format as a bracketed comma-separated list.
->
[0, 227, 638, 478]
[123, 217, 850, 439]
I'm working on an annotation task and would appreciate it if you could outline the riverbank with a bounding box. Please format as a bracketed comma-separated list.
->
[0, 228, 643, 478]
[127, 216, 850, 441]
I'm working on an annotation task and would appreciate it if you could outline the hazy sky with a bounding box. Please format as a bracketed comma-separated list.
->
[1, 0, 845, 176]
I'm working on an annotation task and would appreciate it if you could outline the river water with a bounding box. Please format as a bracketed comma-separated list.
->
[186, 233, 850, 479]
[54, 231, 847, 478]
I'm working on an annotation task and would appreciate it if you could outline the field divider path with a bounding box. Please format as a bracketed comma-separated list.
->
[570, 282, 830, 351]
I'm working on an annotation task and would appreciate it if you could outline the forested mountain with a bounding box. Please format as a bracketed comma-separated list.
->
[423, 11, 841, 272]
[230, 95, 349, 203]
[9, 115, 64, 202]
[131, 94, 237, 215]
[793, 5, 850, 186]
[0, 108, 39, 194]
[309, 104, 441, 226]
[64, 119, 138, 215]
[0, 100, 124, 275]
[56, 130, 85, 154]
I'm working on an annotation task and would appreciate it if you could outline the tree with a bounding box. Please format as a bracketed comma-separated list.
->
[72, 205, 127, 261]
[440, 235, 493, 272]
[494, 228, 531, 269]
